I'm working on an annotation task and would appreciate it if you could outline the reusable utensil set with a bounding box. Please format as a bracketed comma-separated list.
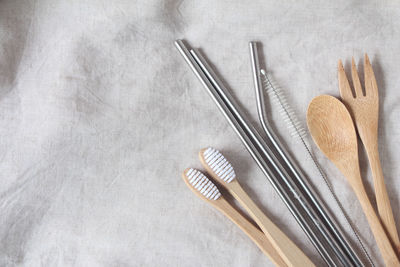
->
[176, 39, 399, 266]
[307, 56, 400, 266]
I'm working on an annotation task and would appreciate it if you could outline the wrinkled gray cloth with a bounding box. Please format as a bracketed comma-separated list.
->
[1, 1, 399, 266]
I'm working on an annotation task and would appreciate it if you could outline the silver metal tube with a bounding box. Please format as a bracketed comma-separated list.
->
[249, 41, 364, 267]
[174, 39, 336, 266]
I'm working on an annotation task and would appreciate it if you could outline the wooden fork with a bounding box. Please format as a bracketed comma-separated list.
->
[338, 54, 400, 254]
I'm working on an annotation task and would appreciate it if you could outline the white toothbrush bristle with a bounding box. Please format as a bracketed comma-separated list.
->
[185, 168, 221, 200]
[203, 148, 236, 183]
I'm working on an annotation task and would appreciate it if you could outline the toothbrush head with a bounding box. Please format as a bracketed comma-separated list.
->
[182, 168, 221, 200]
[199, 147, 236, 184]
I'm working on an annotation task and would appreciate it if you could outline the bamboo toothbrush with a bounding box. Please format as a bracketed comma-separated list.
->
[199, 147, 315, 267]
[182, 168, 288, 266]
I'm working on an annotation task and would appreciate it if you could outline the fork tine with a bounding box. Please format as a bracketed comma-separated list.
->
[338, 59, 354, 99]
[351, 57, 364, 97]
[364, 54, 378, 97]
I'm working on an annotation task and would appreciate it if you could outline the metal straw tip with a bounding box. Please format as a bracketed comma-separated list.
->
[174, 39, 183, 46]
[174, 39, 189, 50]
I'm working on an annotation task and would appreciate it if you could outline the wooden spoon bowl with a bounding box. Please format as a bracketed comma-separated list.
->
[307, 95, 359, 179]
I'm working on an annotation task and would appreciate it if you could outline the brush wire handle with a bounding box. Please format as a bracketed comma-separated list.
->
[227, 180, 315, 267]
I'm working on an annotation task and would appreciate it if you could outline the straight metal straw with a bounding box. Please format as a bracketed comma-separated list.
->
[174, 39, 336, 266]
[249, 41, 363, 266]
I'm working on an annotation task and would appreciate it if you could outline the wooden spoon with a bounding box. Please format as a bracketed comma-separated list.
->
[306, 95, 399, 266]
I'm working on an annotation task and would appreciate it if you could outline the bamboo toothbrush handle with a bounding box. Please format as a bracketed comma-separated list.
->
[366, 144, 400, 254]
[183, 168, 286, 266]
[228, 180, 315, 267]
[215, 198, 288, 267]
[352, 178, 400, 266]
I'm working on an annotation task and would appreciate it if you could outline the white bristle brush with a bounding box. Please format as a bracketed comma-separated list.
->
[182, 168, 287, 267]
[199, 148, 315, 267]
[260, 70, 373, 266]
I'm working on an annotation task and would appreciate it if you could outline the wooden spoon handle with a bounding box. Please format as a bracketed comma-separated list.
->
[227, 180, 315, 267]
[366, 144, 400, 254]
[215, 198, 288, 267]
[353, 182, 400, 266]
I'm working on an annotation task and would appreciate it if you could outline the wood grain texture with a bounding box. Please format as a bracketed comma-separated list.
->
[198, 152, 315, 267]
[182, 169, 288, 267]
[307, 95, 400, 266]
[338, 55, 400, 255]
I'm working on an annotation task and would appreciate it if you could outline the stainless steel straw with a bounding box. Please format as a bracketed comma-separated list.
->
[249, 41, 364, 267]
[175, 39, 338, 266]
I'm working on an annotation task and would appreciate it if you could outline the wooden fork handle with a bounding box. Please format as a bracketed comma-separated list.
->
[215, 198, 288, 267]
[353, 180, 400, 266]
[227, 180, 315, 267]
[366, 144, 400, 254]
